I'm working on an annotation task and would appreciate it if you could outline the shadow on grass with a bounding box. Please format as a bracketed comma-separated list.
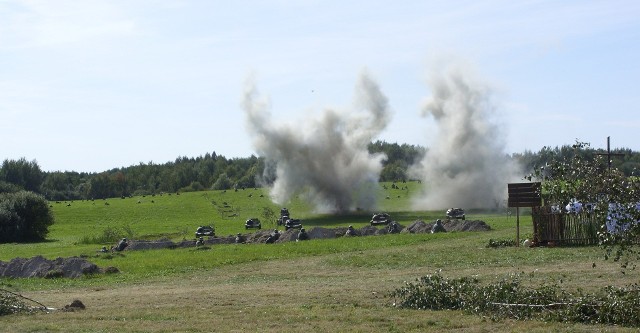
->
[1, 238, 60, 245]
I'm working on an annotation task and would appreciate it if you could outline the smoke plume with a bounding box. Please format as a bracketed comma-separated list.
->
[410, 63, 521, 210]
[243, 72, 389, 213]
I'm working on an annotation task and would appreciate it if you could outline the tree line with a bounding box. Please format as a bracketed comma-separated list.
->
[1, 140, 638, 244]
[1, 141, 638, 202]
[513, 144, 640, 177]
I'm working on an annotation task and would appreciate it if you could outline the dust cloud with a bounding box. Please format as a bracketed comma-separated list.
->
[410, 63, 521, 210]
[243, 72, 389, 213]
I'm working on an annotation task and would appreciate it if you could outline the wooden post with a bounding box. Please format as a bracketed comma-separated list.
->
[595, 136, 625, 172]
[516, 207, 520, 247]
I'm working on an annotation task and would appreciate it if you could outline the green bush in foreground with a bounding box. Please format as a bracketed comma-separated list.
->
[0, 191, 54, 242]
[391, 273, 640, 327]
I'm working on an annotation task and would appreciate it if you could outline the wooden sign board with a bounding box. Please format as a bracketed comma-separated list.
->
[508, 182, 541, 207]
[507, 182, 541, 247]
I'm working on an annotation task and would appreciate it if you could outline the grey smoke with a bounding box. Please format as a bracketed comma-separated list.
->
[410, 63, 521, 210]
[243, 72, 389, 213]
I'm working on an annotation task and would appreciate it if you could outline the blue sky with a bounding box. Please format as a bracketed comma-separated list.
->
[2, 0, 639, 172]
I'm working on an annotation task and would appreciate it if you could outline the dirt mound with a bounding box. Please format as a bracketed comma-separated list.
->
[405, 219, 491, 233]
[125, 235, 240, 251]
[275, 229, 299, 243]
[443, 219, 491, 232]
[106, 219, 491, 250]
[245, 230, 274, 243]
[0, 256, 101, 278]
[405, 221, 430, 233]
[360, 225, 379, 236]
[127, 239, 177, 251]
[63, 299, 86, 312]
[307, 227, 337, 239]
[210, 235, 237, 245]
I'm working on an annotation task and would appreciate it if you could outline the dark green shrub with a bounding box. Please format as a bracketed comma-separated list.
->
[0, 191, 54, 242]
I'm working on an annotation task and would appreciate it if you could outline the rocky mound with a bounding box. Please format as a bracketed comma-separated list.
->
[0, 256, 101, 278]
[126, 239, 177, 251]
[308, 227, 341, 239]
[404, 219, 491, 233]
[442, 219, 491, 232]
[404, 220, 431, 233]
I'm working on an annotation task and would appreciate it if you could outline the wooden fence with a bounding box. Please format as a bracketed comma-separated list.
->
[531, 206, 599, 246]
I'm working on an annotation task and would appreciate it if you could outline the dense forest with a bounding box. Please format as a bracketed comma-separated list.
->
[1, 141, 638, 201]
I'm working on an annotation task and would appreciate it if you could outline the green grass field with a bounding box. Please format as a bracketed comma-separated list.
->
[1, 182, 638, 332]
[0, 181, 436, 260]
